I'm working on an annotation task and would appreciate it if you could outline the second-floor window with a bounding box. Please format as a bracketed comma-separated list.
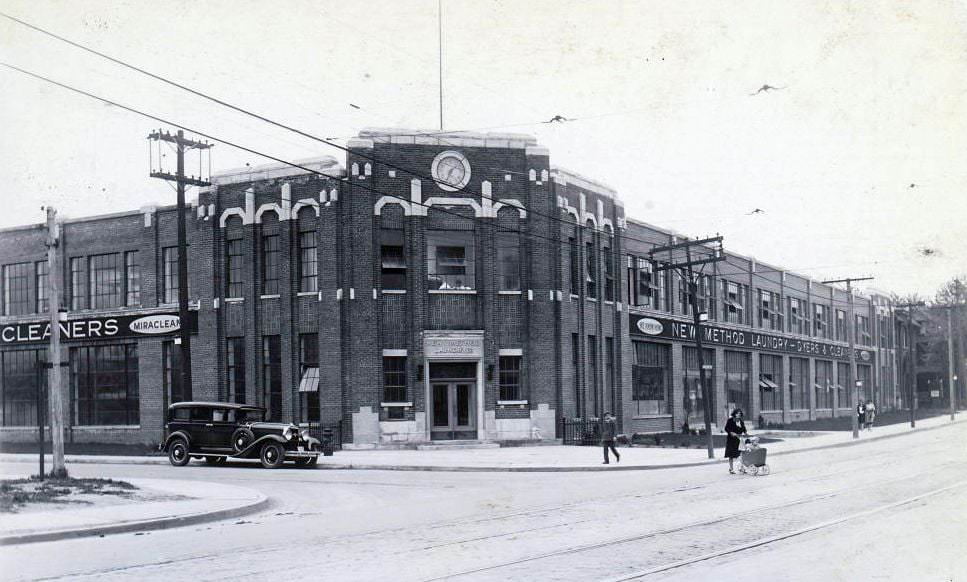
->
[427, 231, 474, 290]
[380, 229, 406, 291]
[70, 257, 85, 310]
[89, 253, 121, 309]
[814, 303, 829, 339]
[835, 309, 847, 341]
[788, 297, 806, 335]
[162, 247, 179, 304]
[35, 261, 48, 313]
[856, 315, 872, 346]
[722, 280, 747, 324]
[225, 237, 244, 298]
[298, 230, 318, 293]
[758, 289, 782, 330]
[3, 263, 31, 316]
[261, 234, 280, 295]
[125, 251, 140, 306]
[569, 237, 579, 294]
[585, 240, 597, 298]
[497, 233, 521, 291]
[602, 244, 614, 301]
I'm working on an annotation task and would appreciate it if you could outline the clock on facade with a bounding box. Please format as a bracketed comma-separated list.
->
[431, 150, 471, 191]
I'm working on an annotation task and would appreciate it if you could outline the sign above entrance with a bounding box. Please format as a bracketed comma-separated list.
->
[1, 311, 198, 346]
[629, 314, 873, 362]
[424, 335, 484, 359]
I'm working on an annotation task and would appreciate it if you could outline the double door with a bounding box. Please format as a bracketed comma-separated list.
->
[431, 382, 476, 440]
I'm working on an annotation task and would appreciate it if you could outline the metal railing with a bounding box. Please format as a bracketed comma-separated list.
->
[559, 417, 601, 446]
[307, 421, 344, 452]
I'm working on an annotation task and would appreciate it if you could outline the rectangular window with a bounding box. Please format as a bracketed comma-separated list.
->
[604, 337, 614, 408]
[70, 257, 86, 310]
[3, 262, 31, 316]
[162, 340, 183, 403]
[759, 354, 783, 411]
[498, 355, 522, 401]
[856, 315, 872, 346]
[632, 341, 670, 415]
[725, 350, 750, 415]
[602, 245, 614, 301]
[299, 230, 318, 293]
[383, 357, 407, 420]
[837, 362, 850, 408]
[587, 335, 598, 415]
[71, 344, 138, 426]
[683, 346, 715, 425]
[262, 336, 281, 421]
[162, 247, 179, 304]
[634, 258, 665, 310]
[626, 256, 635, 305]
[722, 280, 747, 324]
[814, 303, 829, 339]
[815, 360, 833, 409]
[88, 253, 122, 309]
[261, 234, 280, 295]
[1, 349, 46, 426]
[226, 337, 246, 404]
[125, 251, 140, 306]
[225, 237, 244, 298]
[299, 333, 319, 423]
[857, 364, 872, 402]
[788, 297, 806, 335]
[571, 333, 581, 417]
[35, 261, 49, 314]
[569, 237, 579, 295]
[497, 233, 521, 291]
[585, 241, 597, 298]
[427, 231, 474, 290]
[789, 357, 809, 409]
[681, 275, 715, 318]
[380, 229, 406, 291]
[758, 289, 783, 331]
[835, 309, 847, 341]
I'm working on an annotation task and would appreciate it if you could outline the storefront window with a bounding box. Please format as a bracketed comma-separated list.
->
[71, 344, 139, 426]
[632, 341, 669, 415]
[725, 350, 750, 416]
[789, 357, 809, 409]
[683, 347, 715, 427]
[837, 362, 850, 408]
[759, 354, 783, 411]
[815, 360, 833, 409]
[1, 349, 46, 426]
[857, 364, 872, 402]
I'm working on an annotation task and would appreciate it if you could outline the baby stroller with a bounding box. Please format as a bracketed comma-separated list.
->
[738, 436, 770, 476]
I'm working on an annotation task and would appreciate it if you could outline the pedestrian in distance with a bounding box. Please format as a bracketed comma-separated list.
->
[857, 401, 866, 430]
[865, 400, 876, 431]
[601, 412, 620, 464]
[724, 408, 748, 474]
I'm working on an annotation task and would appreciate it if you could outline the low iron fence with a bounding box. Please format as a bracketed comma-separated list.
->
[306, 422, 344, 452]
[559, 417, 601, 446]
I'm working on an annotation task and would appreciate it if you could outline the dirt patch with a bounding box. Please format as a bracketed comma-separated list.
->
[0, 477, 138, 513]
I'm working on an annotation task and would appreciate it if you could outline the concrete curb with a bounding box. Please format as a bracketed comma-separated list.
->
[0, 489, 270, 546]
[1, 416, 962, 473]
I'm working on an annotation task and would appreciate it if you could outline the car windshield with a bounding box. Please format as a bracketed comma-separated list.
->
[234, 408, 264, 423]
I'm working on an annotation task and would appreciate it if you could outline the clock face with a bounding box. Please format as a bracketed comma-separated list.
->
[431, 151, 471, 191]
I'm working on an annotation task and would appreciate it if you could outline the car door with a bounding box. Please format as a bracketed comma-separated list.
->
[208, 408, 236, 452]
[189, 406, 214, 450]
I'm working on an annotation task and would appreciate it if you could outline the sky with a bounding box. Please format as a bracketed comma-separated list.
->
[0, 0, 964, 298]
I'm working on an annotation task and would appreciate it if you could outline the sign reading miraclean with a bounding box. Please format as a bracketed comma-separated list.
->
[129, 314, 181, 334]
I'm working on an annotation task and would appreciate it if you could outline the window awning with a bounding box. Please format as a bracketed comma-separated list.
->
[298, 367, 319, 392]
[814, 383, 827, 392]
[759, 378, 779, 390]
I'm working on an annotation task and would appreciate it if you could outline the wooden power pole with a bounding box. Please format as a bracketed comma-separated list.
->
[46, 207, 67, 477]
[822, 276, 874, 439]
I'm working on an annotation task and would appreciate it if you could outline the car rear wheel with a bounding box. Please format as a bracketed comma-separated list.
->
[260, 443, 285, 469]
[168, 438, 190, 467]
[294, 456, 318, 468]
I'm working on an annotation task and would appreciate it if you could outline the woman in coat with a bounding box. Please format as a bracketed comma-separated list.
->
[724, 408, 747, 474]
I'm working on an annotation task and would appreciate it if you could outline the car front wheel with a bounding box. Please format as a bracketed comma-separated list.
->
[168, 438, 190, 467]
[259, 443, 285, 469]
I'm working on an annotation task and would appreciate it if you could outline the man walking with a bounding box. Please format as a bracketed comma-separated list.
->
[602, 412, 620, 464]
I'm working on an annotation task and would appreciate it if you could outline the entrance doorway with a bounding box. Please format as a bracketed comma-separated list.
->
[429, 362, 477, 440]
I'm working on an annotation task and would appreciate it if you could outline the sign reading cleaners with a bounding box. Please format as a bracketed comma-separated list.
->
[0, 312, 198, 346]
[630, 314, 872, 362]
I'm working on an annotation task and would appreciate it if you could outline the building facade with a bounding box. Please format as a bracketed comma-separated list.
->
[0, 129, 900, 447]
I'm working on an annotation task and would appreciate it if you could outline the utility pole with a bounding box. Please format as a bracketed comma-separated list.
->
[45, 207, 67, 478]
[895, 301, 924, 428]
[947, 308, 956, 421]
[822, 276, 874, 439]
[651, 235, 724, 459]
[148, 130, 211, 401]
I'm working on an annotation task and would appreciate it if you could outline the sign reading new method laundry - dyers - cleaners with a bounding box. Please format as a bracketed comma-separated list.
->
[629, 314, 873, 362]
[1, 312, 198, 345]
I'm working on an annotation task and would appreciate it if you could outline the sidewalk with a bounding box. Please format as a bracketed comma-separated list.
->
[0, 478, 268, 545]
[0, 413, 961, 473]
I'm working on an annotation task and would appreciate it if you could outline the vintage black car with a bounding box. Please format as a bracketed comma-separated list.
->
[161, 402, 322, 468]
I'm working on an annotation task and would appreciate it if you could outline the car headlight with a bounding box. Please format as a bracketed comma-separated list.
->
[300, 429, 310, 441]
[283, 427, 293, 440]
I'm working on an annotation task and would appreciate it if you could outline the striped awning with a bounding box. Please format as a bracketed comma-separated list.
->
[298, 367, 319, 392]
[758, 378, 779, 390]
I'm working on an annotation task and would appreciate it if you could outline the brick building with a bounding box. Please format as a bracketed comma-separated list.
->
[0, 129, 900, 447]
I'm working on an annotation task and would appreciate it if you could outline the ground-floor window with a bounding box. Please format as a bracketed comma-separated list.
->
[498, 356, 522, 401]
[162, 340, 184, 403]
[724, 350, 750, 417]
[298, 333, 319, 424]
[759, 354, 783, 411]
[262, 336, 281, 421]
[382, 356, 407, 420]
[71, 344, 139, 426]
[837, 362, 850, 407]
[632, 341, 670, 415]
[815, 360, 833, 409]
[789, 357, 809, 410]
[857, 364, 872, 403]
[226, 337, 246, 404]
[1, 349, 46, 426]
[683, 347, 715, 426]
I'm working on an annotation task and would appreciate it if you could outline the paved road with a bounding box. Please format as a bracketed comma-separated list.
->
[2, 423, 965, 581]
